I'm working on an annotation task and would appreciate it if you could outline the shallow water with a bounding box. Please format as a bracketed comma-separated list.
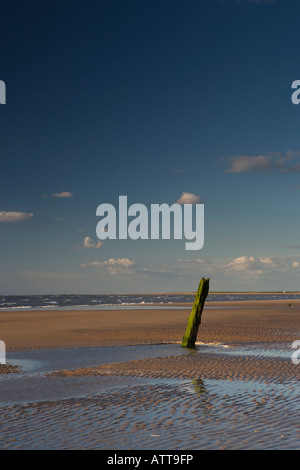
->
[0, 342, 299, 450]
[6, 344, 185, 375]
[5, 341, 292, 378]
[0, 376, 298, 450]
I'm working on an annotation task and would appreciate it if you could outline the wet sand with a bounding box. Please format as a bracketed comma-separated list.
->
[1, 299, 300, 351]
[0, 300, 299, 450]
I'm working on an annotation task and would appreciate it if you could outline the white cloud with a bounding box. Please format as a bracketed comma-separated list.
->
[225, 151, 300, 174]
[80, 258, 135, 274]
[228, 256, 255, 270]
[103, 258, 135, 274]
[83, 236, 103, 249]
[176, 192, 202, 204]
[52, 191, 74, 198]
[103, 258, 135, 267]
[225, 155, 272, 173]
[227, 256, 275, 275]
[259, 257, 273, 264]
[0, 211, 34, 223]
[226, 255, 300, 277]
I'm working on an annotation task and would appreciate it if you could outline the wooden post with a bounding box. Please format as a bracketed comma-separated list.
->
[181, 277, 210, 348]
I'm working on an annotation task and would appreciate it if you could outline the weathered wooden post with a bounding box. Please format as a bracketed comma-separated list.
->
[181, 277, 210, 348]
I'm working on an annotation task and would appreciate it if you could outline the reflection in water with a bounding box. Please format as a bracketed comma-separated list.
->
[184, 346, 199, 355]
[181, 378, 213, 419]
[191, 378, 206, 396]
[181, 378, 207, 399]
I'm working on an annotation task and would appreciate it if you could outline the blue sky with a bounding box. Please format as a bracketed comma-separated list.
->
[2, 0, 300, 294]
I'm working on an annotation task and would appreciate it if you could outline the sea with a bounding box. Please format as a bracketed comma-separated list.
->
[1, 292, 300, 311]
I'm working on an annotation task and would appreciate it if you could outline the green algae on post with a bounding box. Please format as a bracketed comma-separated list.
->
[181, 277, 210, 348]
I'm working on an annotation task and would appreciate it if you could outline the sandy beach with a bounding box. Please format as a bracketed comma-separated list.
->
[1, 298, 300, 350]
[0, 299, 299, 450]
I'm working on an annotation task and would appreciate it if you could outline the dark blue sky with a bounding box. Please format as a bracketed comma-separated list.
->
[2, 0, 300, 293]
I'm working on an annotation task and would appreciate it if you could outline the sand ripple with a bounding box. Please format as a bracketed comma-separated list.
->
[51, 349, 300, 384]
[0, 376, 299, 450]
